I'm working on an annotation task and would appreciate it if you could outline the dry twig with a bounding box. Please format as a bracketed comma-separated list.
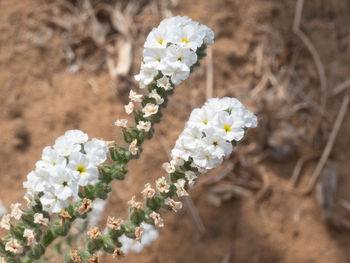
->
[293, 0, 327, 109]
[333, 78, 350, 96]
[303, 92, 349, 194]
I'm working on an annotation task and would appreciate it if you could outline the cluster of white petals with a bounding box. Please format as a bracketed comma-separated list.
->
[23, 130, 108, 214]
[118, 223, 159, 254]
[134, 16, 214, 88]
[171, 97, 257, 170]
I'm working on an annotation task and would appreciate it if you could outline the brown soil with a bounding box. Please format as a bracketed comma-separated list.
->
[1, 0, 350, 262]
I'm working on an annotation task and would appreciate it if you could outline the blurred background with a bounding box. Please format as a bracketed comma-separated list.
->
[1, 0, 350, 262]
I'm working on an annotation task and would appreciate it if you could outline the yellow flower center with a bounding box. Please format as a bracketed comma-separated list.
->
[77, 165, 86, 174]
[223, 125, 231, 132]
[158, 38, 164, 45]
[203, 120, 208, 125]
[181, 37, 189, 44]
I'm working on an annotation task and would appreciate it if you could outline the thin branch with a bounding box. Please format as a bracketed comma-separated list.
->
[293, 0, 327, 109]
[304, 92, 349, 194]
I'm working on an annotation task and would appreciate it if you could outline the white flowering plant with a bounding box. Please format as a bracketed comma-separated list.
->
[0, 16, 257, 263]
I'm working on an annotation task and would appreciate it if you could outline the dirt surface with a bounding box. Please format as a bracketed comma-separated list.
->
[1, 0, 350, 262]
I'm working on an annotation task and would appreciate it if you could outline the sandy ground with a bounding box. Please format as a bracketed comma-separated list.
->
[1, 0, 350, 262]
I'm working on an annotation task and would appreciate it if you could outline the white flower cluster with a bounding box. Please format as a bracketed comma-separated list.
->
[119, 223, 159, 254]
[171, 97, 257, 170]
[23, 130, 108, 214]
[135, 16, 214, 88]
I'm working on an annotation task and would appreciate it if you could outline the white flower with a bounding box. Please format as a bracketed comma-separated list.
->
[40, 190, 69, 214]
[174, 179, 188, 197]
[149, 89, 164, 105]
[64, 130, 89, 144]
[129, 139, 138, 155]
[171, 24, 204, 51]
[24, 169, 51, 193]
[141, 183, 155, 199]
[185, 171, 197, 187]
[35, 146, 66, 170]
[202, 127, 233, 158]
[23, 229, 37, 246]
[0, 214, 11, 230]
[187, 107, 216, 129]
[34, 213, 49, 226]
[165, 45, 197, 68]
[49, 166, 79, 200]
[242, 109, 258, 128]
[142, 103, 159, 118]
[119, 234, 143, 254]
[192, 147, 223, 170]
[10, 203, 23, 220]
[134, 62, 159, 88]
[67, 152, 99, 186]
[5, 238, 23, 255]
[164, 197, 182, 212]
[159, 16, 194, 29]
[155, 176, 170, 193]
[115, 119, 128, 128]
[171, 156, 185, 166]
[124, 102, 134, 115]
[84, 138, 108, 166]
[140, 222, 158, 246]
[136, 121, 151, 132]
[162, 162, 176, 174]
[214, 111, 245, 141]
[156, 76, 172, 90]
[129, 90, 143, 103]
[144, 27, 171, 48]
[24, 191, 36, 209]
[0, 256, 7, 263]
[143, 48, 167, 71]
[199, 24, 215, 45]
[162, 60, 189, 85]
[0, 200, 7, 217]
[54, 134, 81, 156]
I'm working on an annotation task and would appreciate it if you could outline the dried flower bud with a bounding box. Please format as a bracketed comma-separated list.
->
[156, 177, 170, 193]
[23, 229, 37, 246]
[129, 139, 138, 155]
[134, 226, 144, 241]
[174, 179, 188, 197]
[112, 247, 124, 259]
[70, 250, 81, 263]
[141, 183, 155, 199]
[107, 216, 123, 231]
[127, 196, 143, 209]
[124, 102, 134, 115]
[34, 213, 49, 226]
[10, 203, 23, 220]
[149, 211, 164, 228]
[79, 198, 92, 215]
[114, 119, 128, 128]
[5, 238, 23, 255]
[164, 197, 182, 212]
[87, 227, 102, 240]
[88, 254, 99, 263]
[0, 214, 11, 230]
[59, 210, 72, 226]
